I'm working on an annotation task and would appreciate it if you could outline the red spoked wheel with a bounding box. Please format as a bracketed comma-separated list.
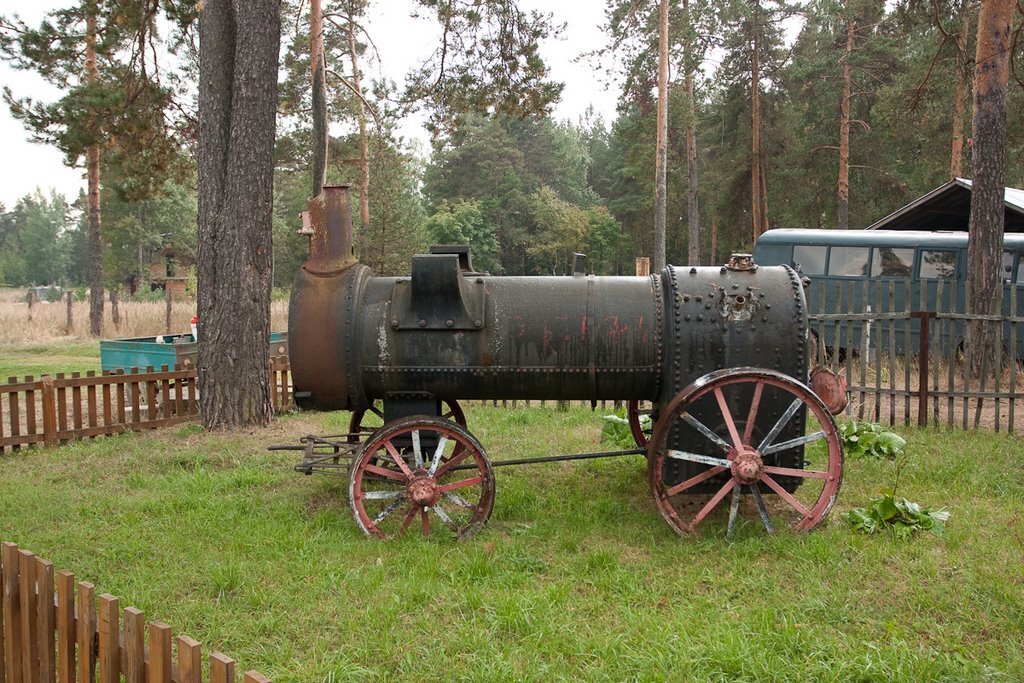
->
[348, 399, 466, 444]
[627, 400, 658, 447]
[348, 416, 495, 539]
[648, 367, 843, 536]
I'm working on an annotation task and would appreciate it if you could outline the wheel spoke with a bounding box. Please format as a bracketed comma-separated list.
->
[761, 431, 825, 456]
[680, 412, 732, 453]
[750, 483, 774, 534]
[363, 463, 408, 482]
[421, 508, 431, 537]
[727, 485, 742, 538]
[665, 465, 727, 497]
[432, 447, 471, 479]
[742, 381, 765, 445]
[760, 473, 811, 518]
[363, 490, 404, 500]
[689, 479, 736, 529]
[762, 464, 828, 480]
[432, 503, 459, 531]
[440, 475, 483, 493]
[666, 449, 733, 468]
[756, 397, 804, 452]
[384, 440, 415, 478]
[444, 492, 479, 510]
[372, 497, 407, 525]
[427, 436, 450, 476]
[399, 505, 418, 534]
[714, 387, 743, 449]
[411, 429, 423, 468]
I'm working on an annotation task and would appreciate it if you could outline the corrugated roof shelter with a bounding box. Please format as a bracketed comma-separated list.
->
[865, 178, 1024, 232]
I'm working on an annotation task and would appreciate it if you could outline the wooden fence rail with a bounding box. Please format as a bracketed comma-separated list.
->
[0, 542, 271, 683]
[1, 361, 293, 455]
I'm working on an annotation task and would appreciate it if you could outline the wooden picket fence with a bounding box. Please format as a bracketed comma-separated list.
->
[0, 359, 293, 454]
[0, 542, 270, 683]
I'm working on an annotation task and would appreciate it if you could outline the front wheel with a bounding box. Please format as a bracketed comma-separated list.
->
[348, 416, 495, 539]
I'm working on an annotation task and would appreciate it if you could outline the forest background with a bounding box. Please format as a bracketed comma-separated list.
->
[1, 0, 1022, 293]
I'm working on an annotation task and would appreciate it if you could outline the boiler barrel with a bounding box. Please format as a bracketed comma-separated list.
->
[288, 255, 807, 412]
[289, 261, 663, 410]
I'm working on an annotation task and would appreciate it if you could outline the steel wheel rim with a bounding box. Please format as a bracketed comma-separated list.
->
[348, 415, 494, 539]
[648, 367, 843, 535]
[627, 399, 657, 448]
[348, 399, 466, 443]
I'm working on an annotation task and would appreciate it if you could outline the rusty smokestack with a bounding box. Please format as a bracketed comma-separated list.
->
[304, 184, 358, 275]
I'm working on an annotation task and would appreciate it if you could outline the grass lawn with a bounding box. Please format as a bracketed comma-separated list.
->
[1, 405, 1022, 681]
[0, 339, 102, 379]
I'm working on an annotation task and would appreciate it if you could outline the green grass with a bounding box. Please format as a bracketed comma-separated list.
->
[1, 406, 1022, 681]
[0, 340, 101, 379]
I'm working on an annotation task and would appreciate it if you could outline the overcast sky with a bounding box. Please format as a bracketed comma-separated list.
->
[0, 1, 620, 208]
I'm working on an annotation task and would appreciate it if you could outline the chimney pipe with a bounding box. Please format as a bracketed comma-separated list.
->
[304, 184, 358, 275]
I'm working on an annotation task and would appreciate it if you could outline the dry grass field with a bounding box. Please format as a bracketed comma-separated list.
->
[0, 289, 289, 379]
[0, 290, 289, 346]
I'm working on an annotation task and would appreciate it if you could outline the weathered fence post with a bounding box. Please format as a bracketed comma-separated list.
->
[910, 311, 936, 427]
[41, 375, 58, 447]
[26, 290, 35, 323]
[165, 290, 172, 335]
[111, 288, 121, 330]
[65, 291, 74, 335]
[2, 542, 23, 683]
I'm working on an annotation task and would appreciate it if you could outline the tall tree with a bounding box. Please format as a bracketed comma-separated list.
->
[965, 0, 1013, 375]
[85, 8, 102, 333]
[837, 11, 855, 229]
[197, 0, 281, 427]
[653, 0, 670, 272]
[683, 0, 700, 264]
[310, 0, 328, 196]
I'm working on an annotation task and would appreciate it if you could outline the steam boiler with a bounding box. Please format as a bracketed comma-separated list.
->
[281, 185, 844, 539]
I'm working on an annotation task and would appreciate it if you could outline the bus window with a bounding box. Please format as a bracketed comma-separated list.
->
[920, 249, 956, 279]
[827, 246, 869, 277]
[1003, 251, 1015, 281]
[871, 247, 913, 277]
[793, 245, 826, 274]
[1017, 256, 1024, 284]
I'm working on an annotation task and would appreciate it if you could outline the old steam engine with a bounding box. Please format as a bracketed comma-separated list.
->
[283, 186, 844, 539]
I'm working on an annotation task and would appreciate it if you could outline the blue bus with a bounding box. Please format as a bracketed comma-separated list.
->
[752, 228, 1024, 360]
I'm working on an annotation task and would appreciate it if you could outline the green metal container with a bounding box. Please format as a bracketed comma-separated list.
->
[100, 332, 289, 373]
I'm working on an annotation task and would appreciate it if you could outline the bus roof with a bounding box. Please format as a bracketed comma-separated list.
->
[756, 228, 1024, 250]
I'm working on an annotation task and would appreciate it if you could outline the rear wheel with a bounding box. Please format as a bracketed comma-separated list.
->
[648, 367, 843, 536]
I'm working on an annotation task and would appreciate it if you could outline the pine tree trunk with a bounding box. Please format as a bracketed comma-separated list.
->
[197, 0, 281, 428]
[684, 0, 700, 266]
[86, 11, 103, 337]
[966, 0, 1013, 379]
[311, 0, 327, 197]
[653, 0, 669, 272]
[950, 1, 973, 178]
[837, 16, 854, 230]
[750, 7, 763, 242]
[348, 10, 371, 257]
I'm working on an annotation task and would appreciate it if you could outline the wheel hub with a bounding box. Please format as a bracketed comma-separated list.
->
[731, 447, 764, 485]
[407, 473, 441, 507]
